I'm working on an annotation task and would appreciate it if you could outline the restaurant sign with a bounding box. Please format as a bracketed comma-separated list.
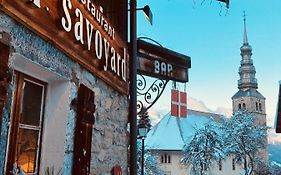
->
[0, 0, 129, 94]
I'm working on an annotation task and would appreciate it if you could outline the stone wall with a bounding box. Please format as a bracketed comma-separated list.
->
[0, 11, 129, 175]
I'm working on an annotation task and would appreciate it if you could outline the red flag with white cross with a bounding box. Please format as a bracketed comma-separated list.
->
[171, 89, 187, 117]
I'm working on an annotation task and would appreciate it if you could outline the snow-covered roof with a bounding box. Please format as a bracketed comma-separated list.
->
[145, 109, 224, 151]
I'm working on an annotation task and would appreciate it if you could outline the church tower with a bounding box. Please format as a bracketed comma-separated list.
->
[232, 15, 266, 126]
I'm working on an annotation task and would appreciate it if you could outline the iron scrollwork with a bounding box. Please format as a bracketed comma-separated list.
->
[137, 74, 168, 115]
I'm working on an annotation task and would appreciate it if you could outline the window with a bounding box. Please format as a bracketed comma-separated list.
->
[238, 103, 242, 110]
[256, 102, 259, 111]
[161, 154, 171, 164]
[242, 103, 246, 110]
[259, 103, 262, 111]
[232, 158, 236, 170]
[218, 158, 222, 171]
[7, 72, 46, 174]
[168, 155, 171, 163]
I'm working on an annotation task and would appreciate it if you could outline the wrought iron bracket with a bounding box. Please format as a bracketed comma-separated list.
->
[137, 74, 169, 115]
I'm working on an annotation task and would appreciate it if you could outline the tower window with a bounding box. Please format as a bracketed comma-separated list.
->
[238, 104, 242, 110]
[256, 102, 258, 111]
[259, 103, 262, 111]
[242, 103, 246, 110]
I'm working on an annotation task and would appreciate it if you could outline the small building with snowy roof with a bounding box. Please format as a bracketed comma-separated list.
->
[145, 109, 242, 175]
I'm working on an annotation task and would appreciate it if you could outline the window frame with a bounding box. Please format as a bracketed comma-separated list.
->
[242, 103, 246, 110]
[6, 72, 47, 175]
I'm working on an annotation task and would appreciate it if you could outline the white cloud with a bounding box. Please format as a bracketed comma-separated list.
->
[188, 97, 211, 113]
[148, 105, 170, 126]
[188, 97, 232, 117]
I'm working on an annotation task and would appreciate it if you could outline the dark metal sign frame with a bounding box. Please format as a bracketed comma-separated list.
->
[137, 39, 191, 83]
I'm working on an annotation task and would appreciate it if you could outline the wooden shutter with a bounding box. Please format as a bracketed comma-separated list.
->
[0, 39, 10, 131]
[73, 84, 95, 175]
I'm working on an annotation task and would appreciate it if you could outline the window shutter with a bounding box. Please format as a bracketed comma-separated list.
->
[73, 84, 95, 175]
[0, 40, 10, 130]
[0, 42, 10, 101]
[78, 84, 96, 124]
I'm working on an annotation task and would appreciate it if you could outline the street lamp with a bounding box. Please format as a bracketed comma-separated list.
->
[129, 1, 152, 175]
[138, 107, 150, 175]
[138, 126, 148, 175]
[217, 0, 230, 8]
[139, 5, 153, 25]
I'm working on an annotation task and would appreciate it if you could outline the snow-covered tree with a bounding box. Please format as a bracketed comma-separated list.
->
[181, 122, 225, 175]
[223, 111, 268, 175]
[270, 163, 281, 175]
[137, 140, 164, 175]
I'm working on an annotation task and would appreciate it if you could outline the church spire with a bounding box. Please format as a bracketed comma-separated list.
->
[243, 11, 249, 45]
[238, 12, 258, 90]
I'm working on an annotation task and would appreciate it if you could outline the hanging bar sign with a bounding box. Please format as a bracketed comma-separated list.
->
[137, 39, 191, 82]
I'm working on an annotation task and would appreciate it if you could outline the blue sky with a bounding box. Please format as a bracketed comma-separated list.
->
[136, 0, 281, 129]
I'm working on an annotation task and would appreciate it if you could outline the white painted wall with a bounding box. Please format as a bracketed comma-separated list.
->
[154, 151, 243, 175]
[154, 151, 187, 175]
[13, 53, 71, 174]
[209, 157, 242, 175]
[40, 80, 71, 174]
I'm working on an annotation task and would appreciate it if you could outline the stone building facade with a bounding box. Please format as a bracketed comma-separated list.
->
[0, 0, 129, 174]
